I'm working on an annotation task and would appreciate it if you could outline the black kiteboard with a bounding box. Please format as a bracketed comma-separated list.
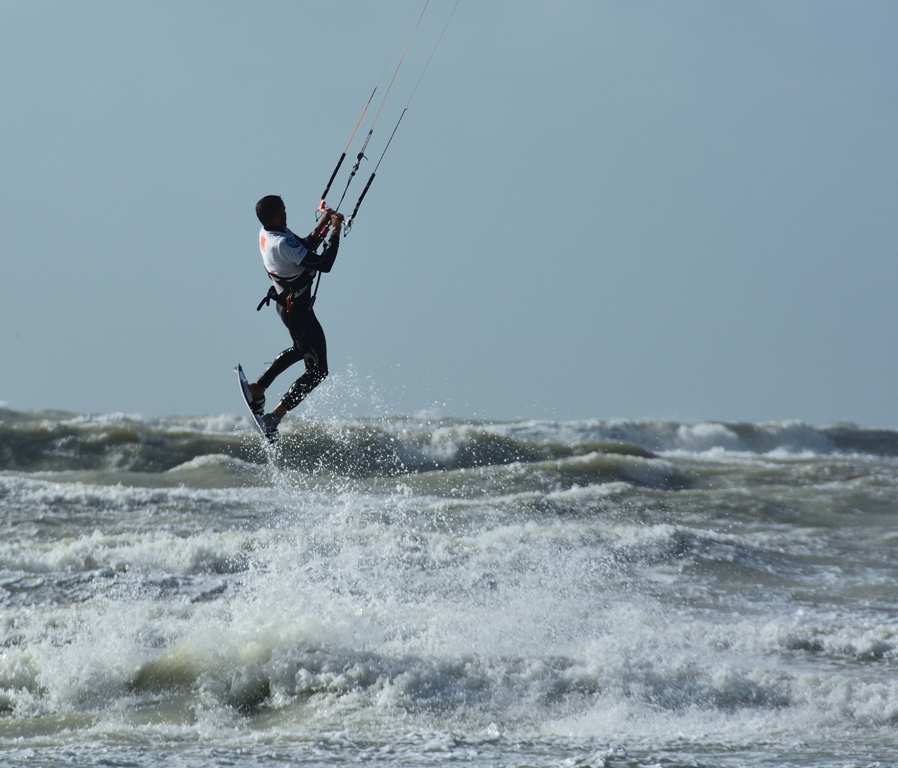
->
[235, 364, 269, 440]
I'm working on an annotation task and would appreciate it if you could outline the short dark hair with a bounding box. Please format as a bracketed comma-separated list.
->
[256, 195, 285, 228]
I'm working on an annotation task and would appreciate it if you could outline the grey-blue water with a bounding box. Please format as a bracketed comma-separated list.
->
[2, 407, 897, 767]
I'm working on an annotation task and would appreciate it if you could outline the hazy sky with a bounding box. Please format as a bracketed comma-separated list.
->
[2, 1, 896, 426]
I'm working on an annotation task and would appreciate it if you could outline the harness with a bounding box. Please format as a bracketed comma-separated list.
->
[257, 231, 326, 313]
[256, 269, 320, 313]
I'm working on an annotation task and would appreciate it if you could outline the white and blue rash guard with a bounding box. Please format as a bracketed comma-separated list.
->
[259, 227, 310, 281]
[259, 225, 340, 299]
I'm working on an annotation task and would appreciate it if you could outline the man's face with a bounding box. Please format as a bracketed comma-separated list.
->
[272, 203, 287, 230]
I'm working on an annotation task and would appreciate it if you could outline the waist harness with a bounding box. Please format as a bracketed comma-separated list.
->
[256, 231, 330, 313]
[256, 270, 319, 313]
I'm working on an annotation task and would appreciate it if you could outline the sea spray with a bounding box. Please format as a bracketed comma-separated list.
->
[2, 406, 898, 767]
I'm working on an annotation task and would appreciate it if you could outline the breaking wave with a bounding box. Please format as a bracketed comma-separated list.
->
[2, 407, 897, 477]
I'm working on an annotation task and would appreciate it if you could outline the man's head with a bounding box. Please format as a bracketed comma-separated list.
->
[256, 195, 286, 230]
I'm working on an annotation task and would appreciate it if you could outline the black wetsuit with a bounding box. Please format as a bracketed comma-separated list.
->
[257, 233, 339, 412]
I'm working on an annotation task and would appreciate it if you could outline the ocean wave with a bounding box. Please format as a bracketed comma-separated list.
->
[577, 418, 898, 457]
[0, 474, 264, 519]
[0, 529, 250, 577]
[0, 409, 255, 474]
[761, 618, 898, 663]
[7, 607, 897, 731]
[2, 408, 897, 480]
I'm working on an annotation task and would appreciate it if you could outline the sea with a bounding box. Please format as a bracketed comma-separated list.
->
[2, 403, 897, 767]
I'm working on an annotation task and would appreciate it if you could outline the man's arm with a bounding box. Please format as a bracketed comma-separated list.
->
[302, 213, 332, 252]
[301, 211, 343, 273]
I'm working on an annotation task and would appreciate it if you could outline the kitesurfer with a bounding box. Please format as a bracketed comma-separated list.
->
[247, 194, 343, 442]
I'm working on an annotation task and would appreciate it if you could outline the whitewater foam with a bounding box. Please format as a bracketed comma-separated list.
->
[2, 408, 898, 767]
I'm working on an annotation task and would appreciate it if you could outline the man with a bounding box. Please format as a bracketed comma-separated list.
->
[245, 194, 343, 443]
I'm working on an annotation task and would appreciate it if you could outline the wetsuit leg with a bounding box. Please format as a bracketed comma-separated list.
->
[256, 346, 304, 390]
[280, 306, 328, 411]
[256, 301, 328, 411]
[256, 302, 303, 390]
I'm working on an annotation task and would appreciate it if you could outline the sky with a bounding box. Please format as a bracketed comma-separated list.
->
[1, 1, 897, 426]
